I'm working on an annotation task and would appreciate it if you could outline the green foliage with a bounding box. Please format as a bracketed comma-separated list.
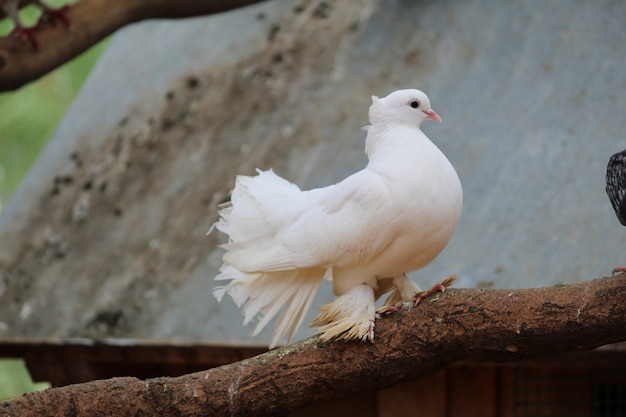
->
[0, 359, 49, 401]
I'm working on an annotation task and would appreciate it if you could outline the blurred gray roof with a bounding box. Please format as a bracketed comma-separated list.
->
[0, 0, 625, 346]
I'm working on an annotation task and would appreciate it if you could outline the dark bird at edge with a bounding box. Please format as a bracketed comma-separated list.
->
[606, 149, 626, 274]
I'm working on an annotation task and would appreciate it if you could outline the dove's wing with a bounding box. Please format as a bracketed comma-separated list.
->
[222, 168, 398, 273]
[284, 169, 397, 268]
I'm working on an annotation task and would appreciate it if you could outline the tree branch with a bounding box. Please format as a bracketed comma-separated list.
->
[2, 275, 626, 416]
[0, 0, 268, 91]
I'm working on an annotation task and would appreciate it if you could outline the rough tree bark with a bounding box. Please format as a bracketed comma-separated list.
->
[0, 0, 269, 91]
[1, 274, 625, 416]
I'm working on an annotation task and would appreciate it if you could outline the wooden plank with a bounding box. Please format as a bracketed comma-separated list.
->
[447, 365, 497, 417]
[377, 370, 446, 417]
[499, 366, 514, 417]
[291, 391, 377, 417]
[0, 341, 267, 385]
[507, 366, 594, 417]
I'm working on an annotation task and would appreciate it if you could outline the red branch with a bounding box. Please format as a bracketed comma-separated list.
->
[0, 0, 268, 91]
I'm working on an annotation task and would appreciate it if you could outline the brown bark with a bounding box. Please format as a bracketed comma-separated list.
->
[2, 274, 626, 416]
[0, 0, 268, 91]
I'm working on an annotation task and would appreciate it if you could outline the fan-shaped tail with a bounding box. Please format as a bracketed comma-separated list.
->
[213, 169, 324, 347]
[215, 169, 302, 243]
[214, 266, 324, 348]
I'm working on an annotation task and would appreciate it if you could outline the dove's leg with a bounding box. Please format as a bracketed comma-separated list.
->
[310, 284, 376, 343]
[413, 275, 457, 306]
[376, 274, 422, 316]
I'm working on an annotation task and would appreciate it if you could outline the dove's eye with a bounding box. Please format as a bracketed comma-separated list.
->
[410, 100, 420, 109]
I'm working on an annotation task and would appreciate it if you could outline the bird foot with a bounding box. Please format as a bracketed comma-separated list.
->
[413, 274, 458, 306]
[376, 300, 414, 317]
[376, 305, 399, 317]
[612, 267, 626, 276]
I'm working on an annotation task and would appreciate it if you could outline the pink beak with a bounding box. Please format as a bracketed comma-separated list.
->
[423, 108, 442, 123]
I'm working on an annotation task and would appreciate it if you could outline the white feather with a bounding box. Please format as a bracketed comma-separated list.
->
[310, 284, 376, 342]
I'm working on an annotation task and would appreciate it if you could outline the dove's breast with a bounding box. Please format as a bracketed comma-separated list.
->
[366, 134, 462, 279]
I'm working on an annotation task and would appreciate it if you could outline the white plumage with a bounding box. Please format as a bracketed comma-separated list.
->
[213, 89, 463, 348]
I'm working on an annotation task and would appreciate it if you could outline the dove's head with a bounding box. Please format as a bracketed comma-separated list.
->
[368, 89, 441, 127]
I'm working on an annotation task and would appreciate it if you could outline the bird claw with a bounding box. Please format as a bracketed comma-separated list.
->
[413, 274, 458, 306]
[412, 290, 428, 306]
[375, 305, 399, 317]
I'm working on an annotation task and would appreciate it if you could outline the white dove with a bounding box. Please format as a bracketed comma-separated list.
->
[213, 89, 463, 348]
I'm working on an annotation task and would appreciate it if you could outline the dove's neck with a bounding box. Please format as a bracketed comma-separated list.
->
[364, 122, 434, 164]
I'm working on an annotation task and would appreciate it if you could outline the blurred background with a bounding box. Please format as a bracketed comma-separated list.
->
[0, 0, 625, 410]
[0, 0, 106, 399]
